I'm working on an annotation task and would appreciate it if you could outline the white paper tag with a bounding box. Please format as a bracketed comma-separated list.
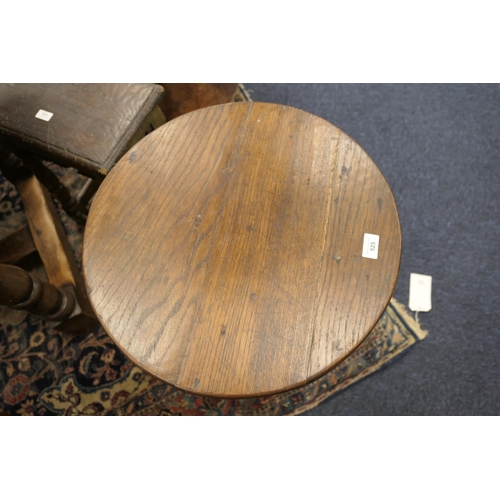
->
[35, 109, 53, 122]
[362, 233, 379, 259]
[409, 273, 432, 312]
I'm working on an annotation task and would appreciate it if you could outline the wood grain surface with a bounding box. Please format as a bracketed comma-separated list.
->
[83, 102, 401, 398]
[0, 83, 164, 178]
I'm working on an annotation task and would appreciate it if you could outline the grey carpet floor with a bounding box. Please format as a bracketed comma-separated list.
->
[243, 83, 500, 416]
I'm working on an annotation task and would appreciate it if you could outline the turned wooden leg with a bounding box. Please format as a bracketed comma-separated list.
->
[0, 263, 76, 321]
[0, 143, 100, 333]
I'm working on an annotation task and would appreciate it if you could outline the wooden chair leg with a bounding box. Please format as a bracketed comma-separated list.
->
[0, 144, 99, 333]
[2, 143, 89, 223]
[16, 175, 99, 330]
[0, 263, 99, 332]
[0, 263, 76, 320]
[28, 155, 89, 224]
[30, 157, 78, 212]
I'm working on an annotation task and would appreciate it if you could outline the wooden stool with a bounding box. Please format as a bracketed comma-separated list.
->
[0, 83, 165, 220]
[83, 102, 402, 397]
[0, 84, 165, 333]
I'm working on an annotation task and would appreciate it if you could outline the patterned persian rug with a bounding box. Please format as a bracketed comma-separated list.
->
[0, 161, 428, 416]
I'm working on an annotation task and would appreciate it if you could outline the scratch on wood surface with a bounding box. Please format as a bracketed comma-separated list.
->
[259, 270, 300, 305]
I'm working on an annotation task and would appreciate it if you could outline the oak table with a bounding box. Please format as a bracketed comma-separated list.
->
[83, 102, 402, 398]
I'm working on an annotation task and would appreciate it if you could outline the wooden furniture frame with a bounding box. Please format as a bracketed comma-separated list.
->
[0, 144, 98, 332]
[0, 84, 166, 332]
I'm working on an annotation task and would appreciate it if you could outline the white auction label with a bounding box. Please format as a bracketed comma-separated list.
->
[409, 273, 432, 312]
[35, 109, 53, 122]
[362, 233, 379, 259]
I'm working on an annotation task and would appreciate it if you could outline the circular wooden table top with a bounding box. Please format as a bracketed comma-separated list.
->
[83, 102, 401, 398]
